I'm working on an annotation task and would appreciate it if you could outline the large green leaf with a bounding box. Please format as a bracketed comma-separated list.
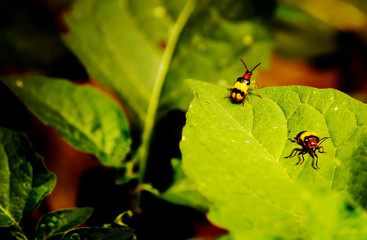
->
[1, 76, 131, 167]
[0, 128, 55, 229]
[35, 207, 93, 240]
[180, 79, 367, 239]
[62, 0, 273, 122]
[62, 0, 171, 122]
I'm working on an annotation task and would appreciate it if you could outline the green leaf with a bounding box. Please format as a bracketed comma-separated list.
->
[1, 75, 131, 167]
[35, 207, 93, 240]
[181, 79, 367, 239]
[61, 227, 134, 240]
[113, 210, 133, 227]
[62, 0, 171, 122]
[0, 127, 55, 229]
[161, 159, 209, 212]
[62, 0, 273, 122]
[10, 231, 28, 240]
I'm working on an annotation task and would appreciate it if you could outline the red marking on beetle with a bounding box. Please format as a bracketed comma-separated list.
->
[242, 72, 252, 79]
[308, 138, 319, 149]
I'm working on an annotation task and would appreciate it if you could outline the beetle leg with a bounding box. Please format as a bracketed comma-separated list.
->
[295, 154, 302, 165]
[241, 94, 247, 106]
[225, 88, 233, 99]
[225, 89, 231, 97]
[312, 153, 320, 170]
[298, 152, 307, 165]
[253, 81, 264, 89]
[318, 146, 327, 153]
[250, 84, 262, 98]
[288, 138, 297, 143]
[285, 148, 302, 158]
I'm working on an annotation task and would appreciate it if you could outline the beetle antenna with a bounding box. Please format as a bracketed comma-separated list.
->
[250, 62, 262, 73]
[318, 136, 331, 145]
[240, 58, 250, 72]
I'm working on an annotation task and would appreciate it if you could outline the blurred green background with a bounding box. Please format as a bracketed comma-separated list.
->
[0, 0, 366, 239]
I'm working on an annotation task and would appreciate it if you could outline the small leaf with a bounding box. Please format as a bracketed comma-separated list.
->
[0, 127, 55, 228]
[161, 159, 209, 212]
[61, 227, 134, 240]
[35, 207, 93, 240]
[114, 210, 133, 227]
[1, 75, 131, 167]
[181, 79, 367, 239]
[10, 231, 28, 240]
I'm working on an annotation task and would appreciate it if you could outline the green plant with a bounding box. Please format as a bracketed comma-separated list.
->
[0, 128, 134, 239]
[1, 0, 367, 239]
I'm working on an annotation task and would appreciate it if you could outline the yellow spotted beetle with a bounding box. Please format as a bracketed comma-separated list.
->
[227, 58, 262, 104]
[285, 131, 331, 170]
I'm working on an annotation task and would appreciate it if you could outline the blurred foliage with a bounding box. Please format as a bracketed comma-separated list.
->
[0, 0, 86, 79]
[274, 0, 367, 58]
[62, 0, 274, 124]
[0, 0, 367, 239]
[35, 207, 93, 240]
[273, 5, 338, 58]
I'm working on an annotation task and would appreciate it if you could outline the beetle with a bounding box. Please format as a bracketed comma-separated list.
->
[227, 58, 262, 104]
[285, 131, 331, 170]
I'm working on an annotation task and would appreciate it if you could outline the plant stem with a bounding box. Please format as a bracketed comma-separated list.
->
[135, 0, 198, 212]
